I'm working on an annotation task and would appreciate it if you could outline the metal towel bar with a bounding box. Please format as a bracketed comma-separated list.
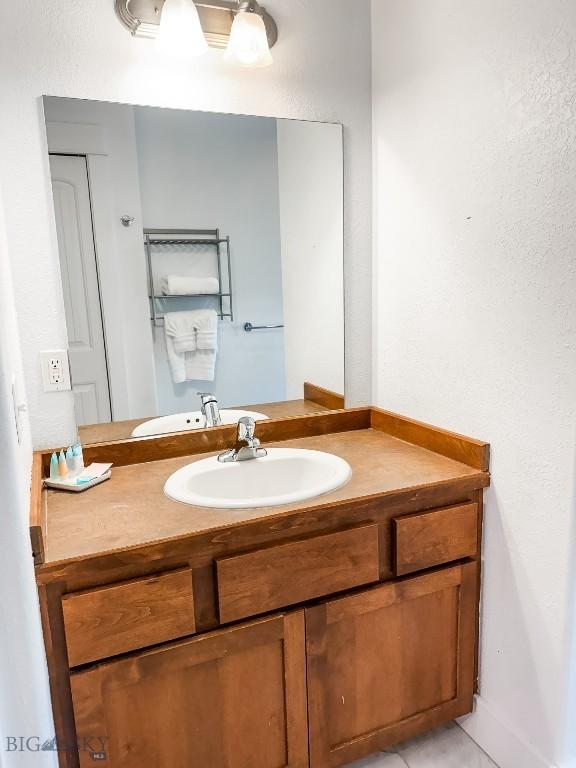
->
[244, 322, 284, 333]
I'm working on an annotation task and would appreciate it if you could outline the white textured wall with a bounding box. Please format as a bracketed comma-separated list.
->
[0, 0, 372, 449]
[0, 188, 56, 766]
[277, 120, 345, 399]
[372, 2, 576, 767]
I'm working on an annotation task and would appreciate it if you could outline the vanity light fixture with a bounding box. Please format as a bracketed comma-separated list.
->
[115, 0, 278, 65]
[156, 0, 209, 56]
[224, 1, 273, 67]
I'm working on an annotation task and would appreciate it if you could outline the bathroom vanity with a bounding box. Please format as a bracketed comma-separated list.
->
[31, 408, 489, 768]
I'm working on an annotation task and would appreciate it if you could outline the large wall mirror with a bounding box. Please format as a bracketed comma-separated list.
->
[43, 97, 344, 443]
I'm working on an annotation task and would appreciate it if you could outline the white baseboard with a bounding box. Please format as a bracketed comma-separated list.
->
[458, 695, 556, 768]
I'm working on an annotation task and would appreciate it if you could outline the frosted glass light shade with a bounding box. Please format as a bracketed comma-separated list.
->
[225, 11, 273, 67]
[157, 0, 208, 57]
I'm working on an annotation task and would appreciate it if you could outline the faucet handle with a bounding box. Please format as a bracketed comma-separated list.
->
[218, 416, 266, 463]
[198, 392, 217, 415]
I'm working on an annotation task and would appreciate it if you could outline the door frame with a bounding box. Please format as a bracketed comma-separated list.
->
[46, 122, 136, 421]
[49, 152, 113, 424]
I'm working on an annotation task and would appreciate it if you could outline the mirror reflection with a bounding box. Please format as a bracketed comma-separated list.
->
[43, 97, 344, 443]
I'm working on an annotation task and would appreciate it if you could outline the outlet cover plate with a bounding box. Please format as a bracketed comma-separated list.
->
[40, 350, 72, 392]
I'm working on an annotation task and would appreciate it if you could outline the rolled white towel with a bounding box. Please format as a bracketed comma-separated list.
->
[161, 275, 220, 296]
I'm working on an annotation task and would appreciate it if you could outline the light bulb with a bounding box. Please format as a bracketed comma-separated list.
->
[157, 0, 208, 57]
[225, 10, 273, 67]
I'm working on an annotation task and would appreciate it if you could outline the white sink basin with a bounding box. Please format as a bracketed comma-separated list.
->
[164, 448, 352, 509]
[131, 409, 268, 438]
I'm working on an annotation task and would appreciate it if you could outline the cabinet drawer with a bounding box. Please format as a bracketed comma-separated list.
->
[62, 569, 196, 667]
[393, 503, 478, 576]
[216, 525, 380, 623]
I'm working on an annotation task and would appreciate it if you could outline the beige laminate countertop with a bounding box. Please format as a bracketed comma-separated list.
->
[42, 428, 485, 566]
[78, 399, 330, 445]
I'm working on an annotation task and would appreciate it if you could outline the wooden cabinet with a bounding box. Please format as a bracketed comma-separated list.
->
[42, 497, 484, 768]
[67, 562, 478, 768]
[305, 563, 477, 767]
[35, 409, 489, 768]
[70, 612, 309, 768]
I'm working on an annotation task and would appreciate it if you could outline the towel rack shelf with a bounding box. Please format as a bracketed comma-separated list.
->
[152, 293, 232, 300]
[144, 228, 233, 326]
[147, 239, 229, 246]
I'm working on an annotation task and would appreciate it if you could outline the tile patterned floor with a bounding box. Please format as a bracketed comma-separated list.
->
[346, 723, 499, 768]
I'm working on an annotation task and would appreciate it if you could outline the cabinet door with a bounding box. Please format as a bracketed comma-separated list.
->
[306, 563, 477, 768]
[71, 612, 308, 768]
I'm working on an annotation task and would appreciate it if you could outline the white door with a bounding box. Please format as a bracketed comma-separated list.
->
[49, 154, 112, 425]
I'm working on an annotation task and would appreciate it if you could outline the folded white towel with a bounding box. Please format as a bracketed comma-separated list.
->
[185, 350, 218, 382]
[165, 311, 199, 354]
[193, 310, 218, 353]
[164, 310, 218, 383]
[161, 275, 220, 296]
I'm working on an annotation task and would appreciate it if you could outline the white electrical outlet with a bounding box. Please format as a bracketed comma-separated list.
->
[40, 349, 72, 392]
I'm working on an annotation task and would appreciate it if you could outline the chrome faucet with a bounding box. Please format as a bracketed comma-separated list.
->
[199, 393, 222, 427]
[218, 417, 268, 463]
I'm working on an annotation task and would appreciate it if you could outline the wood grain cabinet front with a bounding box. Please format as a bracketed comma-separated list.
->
[305, 562, 477, 768]
[70, 612, 309, 768]
[393, 502, 479, 576]
[62, 568, 196, 667]
[216, 525, 381, 624]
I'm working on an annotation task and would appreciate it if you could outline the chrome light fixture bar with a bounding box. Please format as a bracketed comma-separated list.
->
[115, 0, 278, 49]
